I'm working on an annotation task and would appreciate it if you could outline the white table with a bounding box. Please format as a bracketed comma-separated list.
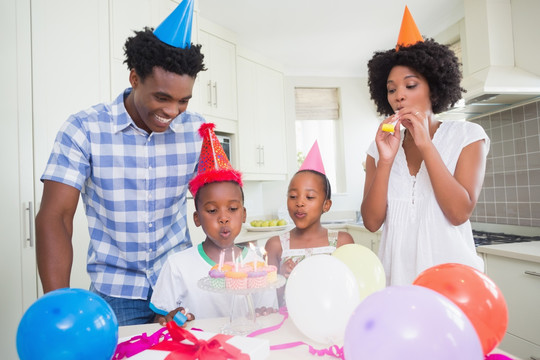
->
[119, 313, 520, 359]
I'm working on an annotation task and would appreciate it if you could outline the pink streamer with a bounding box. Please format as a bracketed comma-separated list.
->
[247, 307, 344, 359]
[113, 327, 170, 359]
[485, 354, 514, 360]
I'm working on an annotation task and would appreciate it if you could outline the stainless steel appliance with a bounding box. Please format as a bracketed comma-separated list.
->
[472, 230, 540, 247]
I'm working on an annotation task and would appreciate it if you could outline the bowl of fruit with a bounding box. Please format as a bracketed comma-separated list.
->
[245, 219, 289, 232]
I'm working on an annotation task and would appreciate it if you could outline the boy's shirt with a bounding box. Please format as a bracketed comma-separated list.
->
[151, 243, 277, 319]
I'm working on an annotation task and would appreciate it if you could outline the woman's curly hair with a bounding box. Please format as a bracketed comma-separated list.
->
[367, 38, 465, 116]
[124, 27, 206, 80]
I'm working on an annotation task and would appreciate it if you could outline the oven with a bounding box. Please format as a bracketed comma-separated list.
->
[472, 230, 540, 247]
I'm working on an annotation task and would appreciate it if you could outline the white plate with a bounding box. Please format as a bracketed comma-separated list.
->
[244, 225, 288, 232]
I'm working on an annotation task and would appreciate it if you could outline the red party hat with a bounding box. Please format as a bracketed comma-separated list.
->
[299, 141, 325, 175]
[396, 6, 423, 50]
[189, 123, 242, 197]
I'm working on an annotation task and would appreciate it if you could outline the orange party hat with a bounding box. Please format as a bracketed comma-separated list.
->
[396, 6, 423, 50]
[188, 123, 242, 197]
[299, 141, 325, 175]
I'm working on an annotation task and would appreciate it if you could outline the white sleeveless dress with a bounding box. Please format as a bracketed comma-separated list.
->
[367, 121, 489, 285]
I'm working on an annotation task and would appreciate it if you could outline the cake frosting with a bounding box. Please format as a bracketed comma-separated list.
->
[208, 260, 277, 290]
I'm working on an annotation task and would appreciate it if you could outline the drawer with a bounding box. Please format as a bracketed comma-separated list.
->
[499, 332, 540, 360]
[485, 254, 540, 346]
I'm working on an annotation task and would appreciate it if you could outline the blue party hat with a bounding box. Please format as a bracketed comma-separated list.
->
[154, 0, 194, 48]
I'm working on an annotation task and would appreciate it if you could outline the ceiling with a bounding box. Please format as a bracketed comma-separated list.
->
[197, 0, 464, 78]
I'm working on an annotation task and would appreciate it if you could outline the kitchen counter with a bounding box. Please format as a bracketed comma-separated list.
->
[476, 241, 540, 263]
[234, 222, 378, 247]
[118, 314, 519, 359]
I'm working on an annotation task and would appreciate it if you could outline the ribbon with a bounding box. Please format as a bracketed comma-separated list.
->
[247, 307, 344, 359]
[485, 354, 514, 360]
[113, 327, 170, 359]
[150, 321, 249, 360]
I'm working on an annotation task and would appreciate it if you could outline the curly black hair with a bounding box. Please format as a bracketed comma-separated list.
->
[124, 27, 206, 80]
[367, 38, 465, 116]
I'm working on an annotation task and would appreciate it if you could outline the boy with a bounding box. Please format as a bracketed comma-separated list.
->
[151, 123, 277, 324]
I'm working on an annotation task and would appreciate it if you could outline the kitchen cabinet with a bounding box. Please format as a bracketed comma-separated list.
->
[2, 0, 36, 358]
[347, 225, 381, 254]
[237, 54, 287, 180]
[196, 18, 238, 133]
[481, 247, 540, 359]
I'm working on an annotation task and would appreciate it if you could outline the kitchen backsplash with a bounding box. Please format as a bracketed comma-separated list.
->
[470, 100, 540, 227]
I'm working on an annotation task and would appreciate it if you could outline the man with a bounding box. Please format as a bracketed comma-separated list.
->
[35, 0, 206, 325]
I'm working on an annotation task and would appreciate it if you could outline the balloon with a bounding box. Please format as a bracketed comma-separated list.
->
[413, 263, 508, 356]
[332, 244, 385, 300]
[343, 285, 483, 360]
[285, 255, 360, 345]
[17, 288, 118, 360]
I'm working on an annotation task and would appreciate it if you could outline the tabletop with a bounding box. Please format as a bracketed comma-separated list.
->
[118, 313, 520, 359]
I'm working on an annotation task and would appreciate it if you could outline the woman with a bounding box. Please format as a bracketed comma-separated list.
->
[361, 17, 489, 285]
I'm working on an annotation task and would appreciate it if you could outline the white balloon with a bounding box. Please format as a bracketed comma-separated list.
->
[285, 255, 360, 345]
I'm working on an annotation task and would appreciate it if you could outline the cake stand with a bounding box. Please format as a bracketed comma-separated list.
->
[197, 275, 286, 335]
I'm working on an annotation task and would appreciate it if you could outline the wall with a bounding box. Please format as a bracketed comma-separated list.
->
[242, 76, 380, 220]
[471, 100, 540, 227]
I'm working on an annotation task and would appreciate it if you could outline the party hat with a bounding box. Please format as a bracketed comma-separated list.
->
[189, 123, 242, 197]
[154, 0, 194, 48]
[299, 141, 325, 175]
[395, 6, 423, 50]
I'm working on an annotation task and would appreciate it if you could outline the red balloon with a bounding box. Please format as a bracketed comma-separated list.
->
[413, 263, 508, 356]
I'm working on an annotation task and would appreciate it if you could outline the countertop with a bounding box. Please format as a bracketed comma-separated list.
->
[118, 314, 519, 359]
[476, 241, 540, 263]
[234, 222, 376, 245]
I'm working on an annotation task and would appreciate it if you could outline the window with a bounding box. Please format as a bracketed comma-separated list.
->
[294, 87, 343, 193]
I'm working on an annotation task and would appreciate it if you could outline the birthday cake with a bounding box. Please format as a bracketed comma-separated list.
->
[208, 262, 278, 290]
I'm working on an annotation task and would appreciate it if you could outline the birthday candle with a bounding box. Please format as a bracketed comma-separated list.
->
[235, 254, 239, 272]
[218, 250, 225, 271]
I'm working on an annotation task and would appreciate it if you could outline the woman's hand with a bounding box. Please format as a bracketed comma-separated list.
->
[397, 108, 432, 149]
[375, 113, 402, 164]
[155, 307, 195, 327]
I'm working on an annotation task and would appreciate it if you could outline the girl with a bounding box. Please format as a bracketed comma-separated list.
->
[265, 142, 354, 304]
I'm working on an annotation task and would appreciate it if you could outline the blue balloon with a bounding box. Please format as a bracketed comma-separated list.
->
[17, 288, 118, 360]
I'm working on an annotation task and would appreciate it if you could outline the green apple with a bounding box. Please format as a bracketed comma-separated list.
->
[261, 220, 270, 227]
[277, 219, 287, 226]
[250, 220, 259, 227]
[269, 220, 278, 227]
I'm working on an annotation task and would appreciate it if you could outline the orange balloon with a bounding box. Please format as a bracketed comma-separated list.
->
[413, 263, 508, 356]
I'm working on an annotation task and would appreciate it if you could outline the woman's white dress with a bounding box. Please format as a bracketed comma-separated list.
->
[367, 120, 489, 285]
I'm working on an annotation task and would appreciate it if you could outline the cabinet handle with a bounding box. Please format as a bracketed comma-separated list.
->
[206, 81, 212, 106]
[260, 145, 264, 166]
[524, 271, 540, 277]
[257, 145, 261, 166]
[212, 81, 218, 107]
[529, 357, 540, 360]
[25, 201, 35, 247]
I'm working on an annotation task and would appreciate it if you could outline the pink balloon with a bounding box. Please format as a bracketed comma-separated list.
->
[344, 285, 483, 360]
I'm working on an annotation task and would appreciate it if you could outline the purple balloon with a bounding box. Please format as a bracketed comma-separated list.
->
[344, 285, 483, 360]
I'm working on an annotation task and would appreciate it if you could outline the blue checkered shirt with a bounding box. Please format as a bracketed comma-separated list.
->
[41, 89, 204, 299]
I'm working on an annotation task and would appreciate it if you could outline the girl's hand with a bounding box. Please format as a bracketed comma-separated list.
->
[376, 113, 402, 163]
[156, 307, 195, 327]
[255, 306, 278, 317]
[280, 258, 298, 279]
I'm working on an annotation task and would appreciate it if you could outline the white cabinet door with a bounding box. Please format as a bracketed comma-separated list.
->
[198, 30, 238, 123]
[347, 227, 381, 254]
[484, 254, 540, 359]
[31, 0, 111, 291]
[1, 0, 37, 357]
[237, 57, 287, 180]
